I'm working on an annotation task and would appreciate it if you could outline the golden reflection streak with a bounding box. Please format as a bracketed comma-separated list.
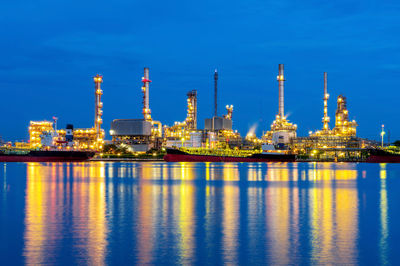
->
[308, 163, 358, 181]
[222, 164, 239, 263]
[162, 163, 169, 180]
[265, 169, 290, 265]
[177, 162, 195, 263]
[24, 162, 108, 265]
[137, 162, 156, 264]
[84, 162, 107, 266]
[309, 165, 358, 264]
[335, 180, 358, 264]
[379, 163, 388, 265]
[266, 163, 291, 181]
[205, 162, 210, 181]
[205, 162, 211, 198]
[24, 164, 46, 265]
[2, 163, 6, 192]
[263, 163, 303, 264]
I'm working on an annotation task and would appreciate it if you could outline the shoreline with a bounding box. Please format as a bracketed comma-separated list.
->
[89, 157, 164, 162]
[89, 158, 376, 163]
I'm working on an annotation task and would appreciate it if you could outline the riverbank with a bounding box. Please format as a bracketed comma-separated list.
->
[90, 157, 164, 162]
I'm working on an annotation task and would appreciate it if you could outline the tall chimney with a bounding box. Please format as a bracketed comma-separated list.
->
[322, 72, 330, 131]
[94, 74, 103, 142]
[214, 69, 218, 117]
[142, 67, 152, 121]
[277, 64, 285, 118]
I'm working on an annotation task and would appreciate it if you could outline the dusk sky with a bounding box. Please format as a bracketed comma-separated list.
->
[0, 0, 399, 141]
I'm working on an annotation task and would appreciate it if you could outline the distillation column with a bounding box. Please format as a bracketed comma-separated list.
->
[322, 72, 330, 131]
[186, 90, 197, 130]
[142, 67, 152, 121]
[94, 74, 103, 148]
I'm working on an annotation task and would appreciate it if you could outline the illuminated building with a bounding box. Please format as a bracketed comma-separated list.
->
[110, 119, 155, 152]
[29, 121, 54, 148]
[56, 128, 98, 150]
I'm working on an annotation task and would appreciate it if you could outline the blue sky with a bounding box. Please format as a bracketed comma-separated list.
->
[0, 0, 399, 141]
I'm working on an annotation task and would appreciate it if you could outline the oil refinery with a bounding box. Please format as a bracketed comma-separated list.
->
[1, 64, 398, 163]
[27, 75, 105, 151]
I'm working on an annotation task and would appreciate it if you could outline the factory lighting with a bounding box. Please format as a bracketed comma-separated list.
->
[94, 74, 105, 151]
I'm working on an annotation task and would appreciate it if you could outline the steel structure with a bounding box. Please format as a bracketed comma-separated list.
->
[322, 72, 330, 131]
[332, 95, 357, 136]
[214, 69, 218, 117]
[142, 67, 152, 121]
[29, 121, 54, 148]
[94, 74, 104, 150]
[224, 105, 233, 120]
[263, 64, 297, 144]
[278, 64, 285, 118]
[164, 89, 198, 143]
[185, 90, 197, 130]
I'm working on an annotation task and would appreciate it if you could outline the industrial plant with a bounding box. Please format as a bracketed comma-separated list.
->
[2, 63, 395, 162]
[105, 64, 380, 162]
[26, 75, 105, 151]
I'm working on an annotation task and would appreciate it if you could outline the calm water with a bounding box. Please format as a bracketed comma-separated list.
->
[0, 162, 400, 265]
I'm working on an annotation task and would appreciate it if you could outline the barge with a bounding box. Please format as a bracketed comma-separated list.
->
[163, 147, 295, 162]
[0, 148, 95, 162]
[365, 148, 400, 163]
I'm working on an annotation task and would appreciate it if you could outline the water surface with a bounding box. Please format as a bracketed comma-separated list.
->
[0, 162, 399, 265]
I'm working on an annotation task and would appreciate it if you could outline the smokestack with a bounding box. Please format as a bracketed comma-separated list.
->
[94, 74, 103, 143]
[214, 69, 218, 117]
[277, 64, 285, 118]
[144, 67, 150, 111]
[142, 67, 152, 121]
[322, 72, 330, 131]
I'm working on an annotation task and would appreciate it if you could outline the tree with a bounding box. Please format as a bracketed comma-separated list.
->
[103, 144, 129, 154]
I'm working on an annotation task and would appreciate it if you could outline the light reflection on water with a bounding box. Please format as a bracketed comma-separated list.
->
[0, 162, 399, 264]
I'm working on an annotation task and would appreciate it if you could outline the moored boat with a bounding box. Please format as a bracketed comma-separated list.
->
[0, 148, 95, 162]
[365, 148, 400, 163]
[163, 147, 295, 162]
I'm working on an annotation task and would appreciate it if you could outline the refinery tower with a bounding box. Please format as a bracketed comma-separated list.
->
[204, 69, 234, 131]
[263, 64, 297, 146]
